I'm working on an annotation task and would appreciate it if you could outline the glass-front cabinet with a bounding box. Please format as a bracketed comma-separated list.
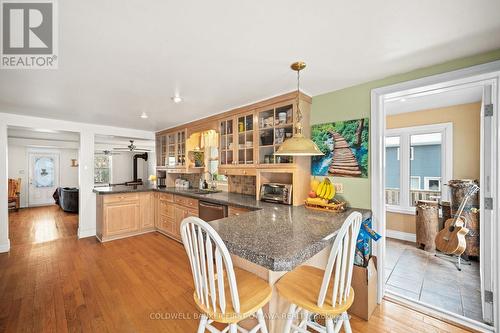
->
[219, 118, 234, 166]
[257, 103, 294, 164]
[237, 113, 255, 165]
[156, 129, 187, 168]
[220, 112, 256, 166]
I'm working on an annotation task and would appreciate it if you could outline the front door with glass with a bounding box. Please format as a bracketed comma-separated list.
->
[28, 152, 60, 206]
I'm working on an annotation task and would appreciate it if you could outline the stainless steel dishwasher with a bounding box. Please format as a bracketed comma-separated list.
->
[198, 201, 228, 221]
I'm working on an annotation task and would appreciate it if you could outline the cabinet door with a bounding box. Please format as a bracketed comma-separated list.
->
[140, 192, 154, 229]
[236, 112, 255, 165]
[219, 118, 235, 166]
[104, 202, 140, 236]
[173, 205, 186, 240]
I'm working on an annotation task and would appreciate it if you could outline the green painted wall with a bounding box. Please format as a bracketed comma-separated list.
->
[311, 49, 500, 209]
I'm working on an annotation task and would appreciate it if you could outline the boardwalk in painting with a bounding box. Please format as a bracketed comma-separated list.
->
[328, 132, 362, 177]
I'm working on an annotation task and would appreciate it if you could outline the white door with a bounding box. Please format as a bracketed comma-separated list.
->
[28, 153, 59, 206]
[480, 83, 495, 325]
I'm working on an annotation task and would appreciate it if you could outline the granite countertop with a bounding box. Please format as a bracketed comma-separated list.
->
[93, 184, 371, 271]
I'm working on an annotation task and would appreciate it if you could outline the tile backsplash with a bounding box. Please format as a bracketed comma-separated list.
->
[228, 175, 256, 195]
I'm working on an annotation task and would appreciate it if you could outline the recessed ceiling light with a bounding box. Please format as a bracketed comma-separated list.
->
[140, 112, 148, 119]
[400, 98, 407, 102]
[171, 96, 183, 104]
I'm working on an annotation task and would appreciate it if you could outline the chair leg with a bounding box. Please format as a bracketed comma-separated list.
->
[343, 312, 352, 333]
[283, 303, 297, 333]
[325, 317, 334, 333]
[197, 314, 208, 333]
[256, 308, 268, 333]
[229, 323, 237, 333]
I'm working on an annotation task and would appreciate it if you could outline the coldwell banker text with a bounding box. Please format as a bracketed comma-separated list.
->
[1, 0, 58, 69]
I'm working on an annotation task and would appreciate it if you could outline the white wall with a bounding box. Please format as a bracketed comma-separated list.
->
[8, 144, 79, 207]
[109, 152, 152, 184]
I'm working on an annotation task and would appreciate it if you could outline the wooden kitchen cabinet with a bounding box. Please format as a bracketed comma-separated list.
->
[97, 193, 144, 241]
[140, 192, 155, 230]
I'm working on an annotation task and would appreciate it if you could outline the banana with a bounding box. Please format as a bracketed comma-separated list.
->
[316, 181, 325, 197]
[328, 183, 336, 200]
[319, 180, 328, 198]
[310, 177, 320, 192]
[323, 183, 331, 200]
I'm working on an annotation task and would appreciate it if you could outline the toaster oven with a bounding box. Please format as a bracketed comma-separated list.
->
[260, 183, 292, 205]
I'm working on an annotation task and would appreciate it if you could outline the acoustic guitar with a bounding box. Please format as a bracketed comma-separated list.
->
[435, 184, 479, 255]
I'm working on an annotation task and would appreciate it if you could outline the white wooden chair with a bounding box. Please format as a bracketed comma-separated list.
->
[276, 211, 363, 333]
[180, 216, 272, 333]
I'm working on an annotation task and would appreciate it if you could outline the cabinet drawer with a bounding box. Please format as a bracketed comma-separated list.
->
[220, 168, 256, 176]
[103, 193, 139, 204]
[174, 195, 198, 209]
[158, 215, 174, 234]
[158, 200, 175, 218]
[158, 192, 174, 202]
[228, 206, 251, 217]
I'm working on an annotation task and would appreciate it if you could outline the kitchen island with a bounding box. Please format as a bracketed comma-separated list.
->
[94, 185, 371, 331]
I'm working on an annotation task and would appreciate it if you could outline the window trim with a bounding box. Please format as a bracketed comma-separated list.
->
[386, 122, 453, 215]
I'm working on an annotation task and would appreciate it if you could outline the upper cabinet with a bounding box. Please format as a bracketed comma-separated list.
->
[156, 129, 187, 169]
[257, 102, 295, 165]
[156, 91, 311, 174]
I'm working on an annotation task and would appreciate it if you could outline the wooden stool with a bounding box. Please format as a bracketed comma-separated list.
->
[276, 212, 363, 333]
[180, 216, 272, 333]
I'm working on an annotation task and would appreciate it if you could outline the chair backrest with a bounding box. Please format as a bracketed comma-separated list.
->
[8, 178, 21, 197]
[317, 211, 363, 308]
[180, 216, 240, 314]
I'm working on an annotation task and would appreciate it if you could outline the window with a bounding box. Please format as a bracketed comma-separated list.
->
[424, 177, 441, 191]
[410, 176, 420, 190]
[94, 155, 111, 184]
[385, 123, 452, 214]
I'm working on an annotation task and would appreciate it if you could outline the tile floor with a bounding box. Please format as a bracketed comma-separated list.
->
[385, 238, 485, 323]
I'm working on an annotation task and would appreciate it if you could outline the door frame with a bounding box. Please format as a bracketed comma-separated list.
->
[371, 60, 500, 332]
[27, 150, 61, 207]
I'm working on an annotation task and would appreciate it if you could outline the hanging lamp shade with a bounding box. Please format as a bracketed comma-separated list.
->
[274, 62, 324, 157]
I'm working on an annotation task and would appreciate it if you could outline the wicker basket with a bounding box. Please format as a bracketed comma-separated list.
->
[305, 199, 347, 213]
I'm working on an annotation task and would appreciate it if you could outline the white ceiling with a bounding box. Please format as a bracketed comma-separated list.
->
[1, 0, 499, 131]
[385, 85, 483, 115]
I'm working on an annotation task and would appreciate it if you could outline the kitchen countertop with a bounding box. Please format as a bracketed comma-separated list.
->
[93, 185, 371, 271]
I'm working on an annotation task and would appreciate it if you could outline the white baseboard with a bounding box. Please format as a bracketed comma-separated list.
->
[386, 229, 416, 242]
[78, 228, 96, 239]
[0, 239, 10, 253]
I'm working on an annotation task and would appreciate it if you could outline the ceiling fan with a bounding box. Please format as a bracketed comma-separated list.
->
[113, 140, 151, 152]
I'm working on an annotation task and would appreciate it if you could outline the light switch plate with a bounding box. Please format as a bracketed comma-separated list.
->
[333, 183, 344, 194]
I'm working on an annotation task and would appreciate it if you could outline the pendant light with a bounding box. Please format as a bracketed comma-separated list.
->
[274, 62, 324, 156]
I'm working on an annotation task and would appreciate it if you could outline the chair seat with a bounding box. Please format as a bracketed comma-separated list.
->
[193, 267, 272, 324]
[276, 265, 354, 316]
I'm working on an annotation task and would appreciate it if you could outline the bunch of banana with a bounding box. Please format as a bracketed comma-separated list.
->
[315, 178, 336, 201]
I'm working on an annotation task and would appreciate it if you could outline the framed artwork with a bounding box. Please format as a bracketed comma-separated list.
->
[311, 118, 369, 178]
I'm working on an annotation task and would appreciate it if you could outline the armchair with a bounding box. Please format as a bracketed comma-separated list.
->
[8, 178, 21, 211]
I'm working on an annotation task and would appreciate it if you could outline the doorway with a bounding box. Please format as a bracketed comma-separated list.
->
[28, 152, 60, 206]
[7, 127, 80, 245]
[371, 61, 500, 332]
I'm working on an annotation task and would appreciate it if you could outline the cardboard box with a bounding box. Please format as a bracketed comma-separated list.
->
[348, 256, 377, 321]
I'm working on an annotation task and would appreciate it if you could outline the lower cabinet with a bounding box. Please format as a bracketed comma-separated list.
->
[156, 193, 198, 242]
[97, 192, 199, 243]
[97, 192, 154, 242]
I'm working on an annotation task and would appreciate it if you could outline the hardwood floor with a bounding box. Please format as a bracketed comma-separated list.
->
[0, 206, 472, 332]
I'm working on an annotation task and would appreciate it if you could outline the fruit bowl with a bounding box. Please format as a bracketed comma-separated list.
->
[305, 199, 347, 212]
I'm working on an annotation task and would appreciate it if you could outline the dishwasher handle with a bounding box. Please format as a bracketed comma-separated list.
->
[199, 201, 226, 209]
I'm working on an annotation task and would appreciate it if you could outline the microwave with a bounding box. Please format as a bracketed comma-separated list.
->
[260, 183, 292, 205]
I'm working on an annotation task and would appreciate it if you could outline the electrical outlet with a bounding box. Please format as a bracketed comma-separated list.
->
[333, 183, 344, 194]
